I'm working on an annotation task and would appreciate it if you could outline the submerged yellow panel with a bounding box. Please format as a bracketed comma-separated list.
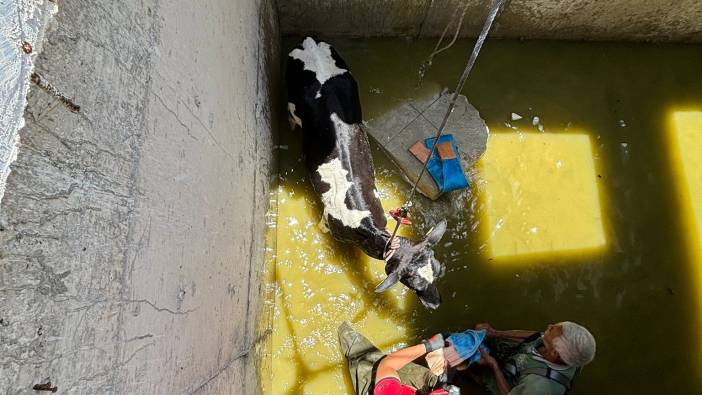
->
[479, 132, 606, 260]
[669, 111, 702, 302]
[271, 289, 300, 395]
[270, 176, 414, 393]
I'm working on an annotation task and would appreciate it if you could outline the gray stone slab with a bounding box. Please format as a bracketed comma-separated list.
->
[366, 90, 488, 200]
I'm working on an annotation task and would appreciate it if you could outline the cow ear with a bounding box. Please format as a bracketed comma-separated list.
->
[424, 220, 447, 246]
[374, 271, 400, 293]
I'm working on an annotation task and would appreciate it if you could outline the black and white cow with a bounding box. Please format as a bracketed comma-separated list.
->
[286, 37, 448, 309]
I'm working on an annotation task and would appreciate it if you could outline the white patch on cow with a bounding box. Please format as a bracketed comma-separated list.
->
[417, 259, 434, 283]
[373, 189, 380, 199]
[315, 91, 322, 99]
[316, 158, 370, 228]
[329, 112, 355, 149]
[290, 37, 347, 88]
[288, 102, 302, 129]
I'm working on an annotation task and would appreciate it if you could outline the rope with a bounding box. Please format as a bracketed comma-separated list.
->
[384, 0, 507, 254]
[418, 3, 470, 86]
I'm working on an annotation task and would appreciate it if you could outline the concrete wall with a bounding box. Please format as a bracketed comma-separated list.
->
[1, 0, 57, 205]
[278, 0, 702, 42]
[0, 0, 279, 393]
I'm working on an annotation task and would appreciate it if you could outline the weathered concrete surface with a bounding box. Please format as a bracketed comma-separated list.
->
[0, 0, 278, 393]
[278, 0, 702, 42]
[0, 0, 57, 204]
[366, 90, 488, 200]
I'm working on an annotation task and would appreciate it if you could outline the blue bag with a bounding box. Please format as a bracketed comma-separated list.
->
[423, 134, 469, 192]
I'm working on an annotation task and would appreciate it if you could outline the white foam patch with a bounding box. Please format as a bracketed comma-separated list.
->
[532, 116, 545, 132]
[290, 37, 347, 87]
[316, 157, 370, 229]
[417, 259, 434, 283]
[287, 102, 302, 128]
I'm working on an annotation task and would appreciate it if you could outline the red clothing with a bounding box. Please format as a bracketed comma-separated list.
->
[374, 378, 416, 395]
[373, 378, 449, 395]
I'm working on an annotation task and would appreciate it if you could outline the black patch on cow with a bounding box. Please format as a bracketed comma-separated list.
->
[286, 39, 363, 171]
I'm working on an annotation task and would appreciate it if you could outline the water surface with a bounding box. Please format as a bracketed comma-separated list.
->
[269, 37, 702, 394]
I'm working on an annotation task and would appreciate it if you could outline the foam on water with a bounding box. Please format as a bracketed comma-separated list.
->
[266, 36, 702, 393]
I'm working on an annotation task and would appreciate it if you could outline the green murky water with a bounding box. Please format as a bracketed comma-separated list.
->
[274, 37, 702, 394]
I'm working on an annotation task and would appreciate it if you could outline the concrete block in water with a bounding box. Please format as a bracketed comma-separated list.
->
[365, 90, 488, 200]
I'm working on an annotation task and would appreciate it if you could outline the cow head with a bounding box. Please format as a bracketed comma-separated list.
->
[375, 220, 448, 309]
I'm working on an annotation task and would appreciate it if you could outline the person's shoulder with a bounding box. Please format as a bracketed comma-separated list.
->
[508, 374, 565, 395]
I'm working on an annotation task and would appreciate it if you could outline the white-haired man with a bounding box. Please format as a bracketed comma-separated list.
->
[468, 321, 596, 395]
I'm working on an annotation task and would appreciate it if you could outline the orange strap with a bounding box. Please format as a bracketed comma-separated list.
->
[409, 140, 431, 164]
[436, 142, 456, 160]
[409, 140, 456, 163]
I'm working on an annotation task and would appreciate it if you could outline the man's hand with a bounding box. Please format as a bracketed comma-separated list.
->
[425, 348, 446, 376]
[475, 323, 496, 338]
[477, 348, 512, 395]
[422, 333, 445, 353]
[476, 348, 498, 369]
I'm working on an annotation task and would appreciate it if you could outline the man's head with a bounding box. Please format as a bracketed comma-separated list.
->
[543, 322, 596, 367]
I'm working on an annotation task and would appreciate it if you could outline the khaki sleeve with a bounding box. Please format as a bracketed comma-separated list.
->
[508, 375, 564, 395]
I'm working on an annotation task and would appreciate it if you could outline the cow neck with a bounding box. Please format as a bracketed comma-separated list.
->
[363, 226, 392, 260]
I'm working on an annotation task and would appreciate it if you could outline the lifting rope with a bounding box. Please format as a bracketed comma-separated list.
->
[417, 2, 470, 87]
[384, 0, 508, 257]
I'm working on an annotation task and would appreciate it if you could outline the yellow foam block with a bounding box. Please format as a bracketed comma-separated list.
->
[668, 110, 702, 300]
[271, 176, 414, 392]
[298, 309, 411, 395]
[302, 366, 349, 395]
[478, 132, 606, 260]
[271, 290, 300, 395]
[354, 308, 411, 351]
